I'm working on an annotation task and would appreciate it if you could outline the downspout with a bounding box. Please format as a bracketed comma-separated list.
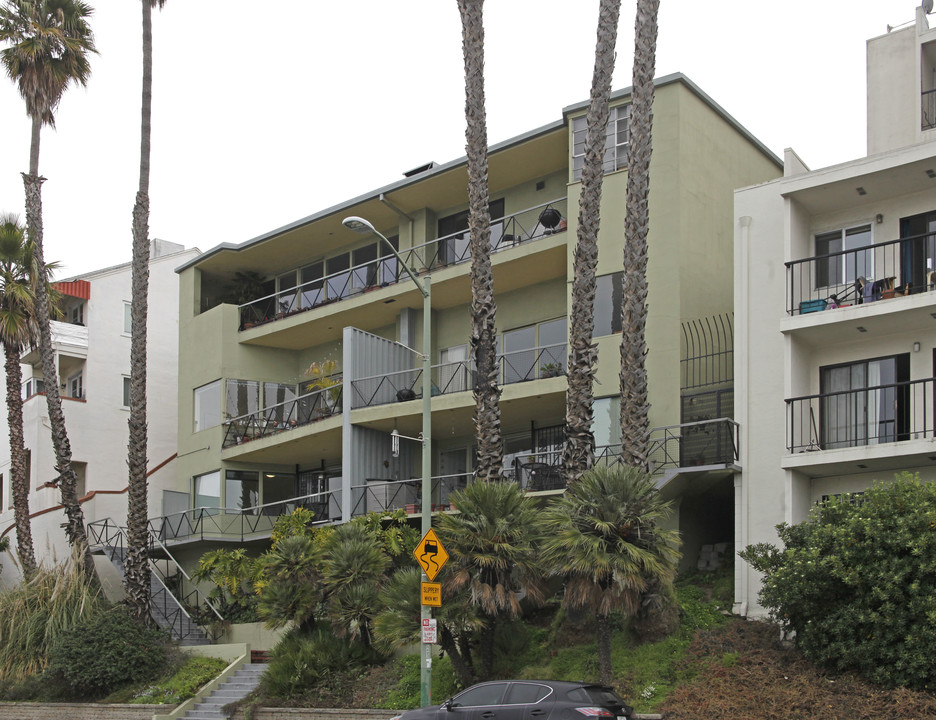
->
[734, 215, 752, 618]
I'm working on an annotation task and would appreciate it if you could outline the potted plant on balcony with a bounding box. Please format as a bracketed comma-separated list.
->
[303, 360, 341, 414]
[540, 362, 562, 378]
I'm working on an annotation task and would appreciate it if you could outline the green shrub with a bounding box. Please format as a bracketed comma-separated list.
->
[129, 656, 229, 704]
[262, 627, 384, 699]
[740, 472, 936, 689]
[47, 606, 170, 697]
[0, 553, 105, 682]
[375, 654, 457, 709]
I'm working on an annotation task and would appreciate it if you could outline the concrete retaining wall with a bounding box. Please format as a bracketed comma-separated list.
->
[0, 703, 172, 719]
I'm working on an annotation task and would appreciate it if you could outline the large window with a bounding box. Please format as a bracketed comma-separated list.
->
[263, 382, 298, 424]
[820, 354, 909, 449]
[194, 380, 222, 431]
[122, 376, 131, 408]
[815, 224, 873, 288]
[123, 302, 132, 334]
[439, 344, 470, 393]
[572, 103, 631, 181]
[594, 272, 623, 336]
[225, 470, 259, 514]
[437, 199, 505, 265]
[226, 379, 260, 420]
[194, 470, 221, 511]
[499, 317, 567, 384]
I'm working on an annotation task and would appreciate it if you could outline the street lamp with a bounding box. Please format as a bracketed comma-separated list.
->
[342, 216, 433, 706]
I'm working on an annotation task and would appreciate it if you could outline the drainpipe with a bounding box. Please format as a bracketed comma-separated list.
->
[734, 215, 752, 618]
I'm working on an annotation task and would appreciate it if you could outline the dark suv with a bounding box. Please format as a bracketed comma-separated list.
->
[390, 680, 633, 720]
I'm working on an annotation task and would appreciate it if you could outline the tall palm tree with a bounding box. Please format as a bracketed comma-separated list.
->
[436, 480, 546, 679]
[456, 0, 503, 481]
[619, 0, 659, 471]
[0, 212, 38, 577]
[0, 0, 97, 577]
[541, 464, 680, 685]
[560, 0, 623, 485]
[125, 0, 167, 627]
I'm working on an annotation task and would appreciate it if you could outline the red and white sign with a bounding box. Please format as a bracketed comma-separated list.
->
[421, 618, 438, 644]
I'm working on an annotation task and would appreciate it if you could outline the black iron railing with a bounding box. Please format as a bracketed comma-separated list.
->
[349, 343, 566, 409]
[785, 232, 936, 315]
[148, 490, 339, 543]
[786, 377, 934, 452]
[923, 89, 936, 131]
[238, 199, 568, 330]
[87, 518, 223, 642]
[222, 383, 342, 448]
[350, 474, 472, 516]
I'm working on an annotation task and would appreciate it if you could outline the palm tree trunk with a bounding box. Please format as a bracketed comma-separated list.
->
[479, 613, 496, 680]
[440, 625, 476, 687]
[619, 0, 660, 471]
[124, 0, 155, 626]
[596, 613, 614, 686]
[457, 0, 503, 483]
[22, 171, 95, 579]
[560, 0, 622, 486]
[4, 341, 37, 577]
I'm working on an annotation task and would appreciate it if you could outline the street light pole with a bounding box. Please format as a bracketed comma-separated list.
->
[342, 216, 433, 706]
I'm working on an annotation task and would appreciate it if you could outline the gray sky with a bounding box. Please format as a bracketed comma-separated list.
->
[0, 1, 921, 277]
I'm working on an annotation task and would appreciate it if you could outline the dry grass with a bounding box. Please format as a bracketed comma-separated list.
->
[658, 619, 936, 720]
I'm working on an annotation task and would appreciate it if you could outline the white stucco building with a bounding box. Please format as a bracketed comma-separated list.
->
[0, 240, 199, 584]
[734, 6, 936, 616]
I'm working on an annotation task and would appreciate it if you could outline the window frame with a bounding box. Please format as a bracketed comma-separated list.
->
[814, 223, 874, 289]
[123, 302, 132, 334]
[572, 103, 632, 181]
[193, 380, 222, 432]
[122, 375, 131, 408]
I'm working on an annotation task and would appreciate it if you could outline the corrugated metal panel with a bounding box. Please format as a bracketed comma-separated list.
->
[345, 327, 421, 409]
[53, 280, 91, 300]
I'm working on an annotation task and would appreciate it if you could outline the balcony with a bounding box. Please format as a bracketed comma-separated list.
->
[348, 343, 566, 409]
[784, 378, 935, 476]
[923, 89, 936, 131]
[785, 232, 936, 316]
[221, 383, 342, 449]
[150, 489, 339, 546]
[237, 198, 568, 331]
[21, 320, 88, 364]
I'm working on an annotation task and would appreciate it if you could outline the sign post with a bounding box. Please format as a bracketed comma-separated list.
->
[414, 528, 449, 700]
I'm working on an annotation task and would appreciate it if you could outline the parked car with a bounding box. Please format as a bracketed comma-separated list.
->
[390, 680, 633, 720]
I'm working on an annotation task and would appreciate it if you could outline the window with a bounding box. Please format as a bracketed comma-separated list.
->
[505, 683, 551, 704]
[326, 253, 351, 300]
[123, 302, 132, 334]
[499, 317, 567, 384]
[22, 378, 45, 399]
[122, 376, 131, 408]
[815, 224, 873, 288]
[263, 382, 298, 425]
[299, 261, 324, 309]
[453, 683, 507, 707]
[378, 236, 400, 285]
[572, 103, 632, 181]
[225, 470, 259, 514]
[262, 472, 296, 512]
[439, 344, 470, 393]
[276, 271, 299, 314]
[68, 373, 83, 400]
[194, 470, 221, 511]
[820, 354, 910, 449]
[70, 302, 84, 326]
[351, 243, 379, 290]
[194, 380, 222, 431]
[594, 272, 623, 336]
[226, 379, 260, 420]
[437, 199, 505, 265]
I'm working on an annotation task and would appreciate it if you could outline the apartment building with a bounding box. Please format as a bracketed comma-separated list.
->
[161, 74, 781, 576]
[0, 240, 199, 585]
[734, 6, 936, 616]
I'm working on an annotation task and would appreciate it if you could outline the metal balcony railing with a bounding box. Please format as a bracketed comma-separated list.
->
[923, 89, 936, 131]
[350, 474, 472, 516]
[785, 232, 936, 316]
[237, 198, 568, 330]
[786, 378, 934, 453]
[149, 490, 339, 543]
[221, 383, 342, 448]
[349, 343, 566, 409]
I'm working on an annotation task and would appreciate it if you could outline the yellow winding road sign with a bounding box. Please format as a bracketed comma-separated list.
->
[414, 528, 449, 582]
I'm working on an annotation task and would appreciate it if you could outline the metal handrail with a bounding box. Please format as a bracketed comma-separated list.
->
[222, 383, 343, 448]
[237, 198, 568, 330]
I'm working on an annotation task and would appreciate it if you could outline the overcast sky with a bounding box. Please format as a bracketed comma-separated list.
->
[0, 1, 923, 277]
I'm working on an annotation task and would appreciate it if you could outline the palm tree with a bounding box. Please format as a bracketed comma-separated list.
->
[436, 480, 546, 679]
[456, 0, 503, 481]
[0, 212, 38, 577]
[541, 464, 680, 685]
[0, 0, 97, 577]
[373, 566, 483, 687]
[619, 0, 659, 470]
[124, 0, 167, 627]
[560, 0, 623, 485]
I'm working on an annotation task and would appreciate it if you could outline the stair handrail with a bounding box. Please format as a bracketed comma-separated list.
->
[147, 526, 224, 622]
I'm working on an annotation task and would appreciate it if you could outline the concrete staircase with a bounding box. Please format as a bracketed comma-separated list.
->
[180, 662, 266, 720]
